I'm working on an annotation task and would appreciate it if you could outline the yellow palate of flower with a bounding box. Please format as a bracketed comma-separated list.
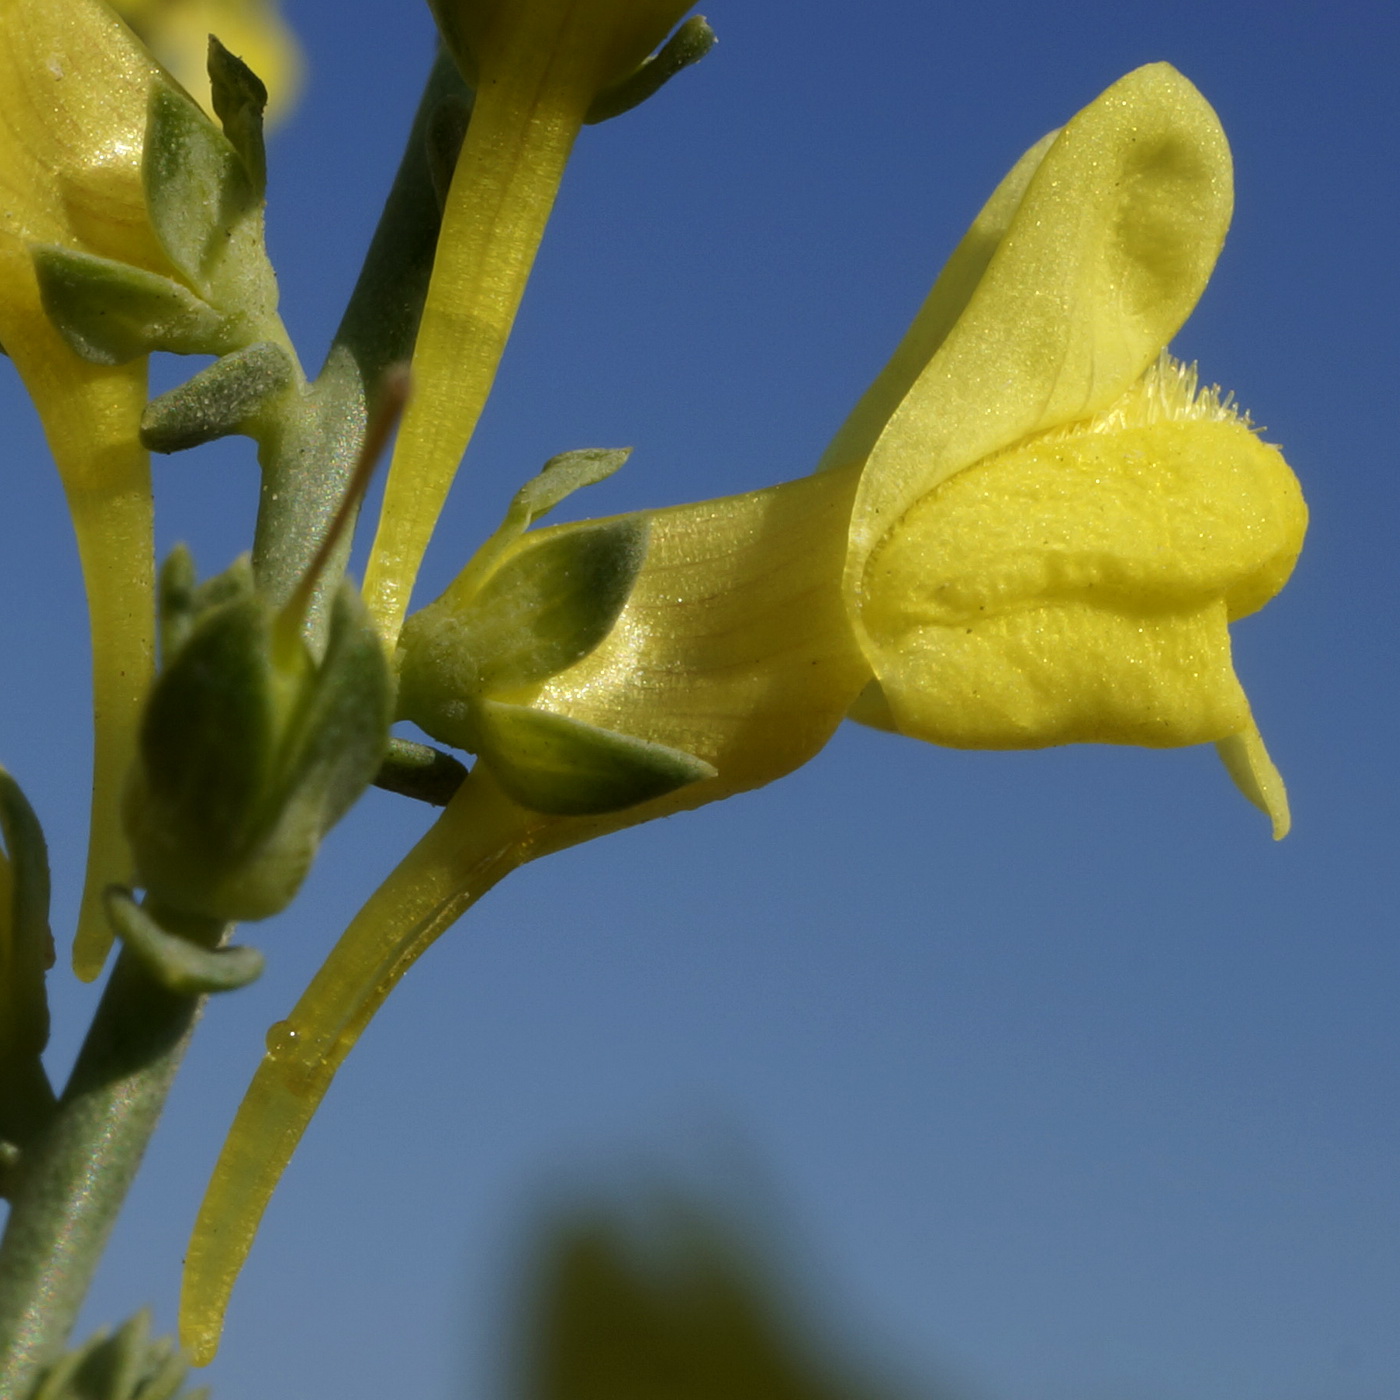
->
[855, 357, 1305, 752]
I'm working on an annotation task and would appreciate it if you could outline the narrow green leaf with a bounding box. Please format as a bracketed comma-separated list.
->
[585, 15, 718, 124]
[474, 700, 715, 815]
[274, 579, 394, 838]
[141, 341, 295, 453]
[33, 245, 234, 364]
[104, 889, 264, 995]
[372, 737, 467, 808]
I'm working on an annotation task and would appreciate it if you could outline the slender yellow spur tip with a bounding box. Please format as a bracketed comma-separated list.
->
[0, 0, 173, 974]
[181, 774, 542, 1363]
[363, 0, 696, 644]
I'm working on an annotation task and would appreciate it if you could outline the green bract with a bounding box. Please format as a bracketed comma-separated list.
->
[397, 448, 716, 815]
[123, 549, 392, 923]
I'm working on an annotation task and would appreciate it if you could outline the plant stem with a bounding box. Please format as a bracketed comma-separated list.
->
[0, 943, 209, 1395]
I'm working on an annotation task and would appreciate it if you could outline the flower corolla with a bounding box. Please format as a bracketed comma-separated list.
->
[825, 62, 1305, 834]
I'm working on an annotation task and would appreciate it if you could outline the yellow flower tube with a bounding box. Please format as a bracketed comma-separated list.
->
[0, 0, 176, 975]
[362, 0, 696, 645]
[182, 461, 870, 1361]
[832, 64, 1305, 835]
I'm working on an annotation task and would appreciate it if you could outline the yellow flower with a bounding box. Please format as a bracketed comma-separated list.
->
[0, 0, 172, 975]
[180, 63, 1307, 1356]
[107, 0, 303, 125]
[362, 0, 699, 644]
[824, 62, 1304, 836]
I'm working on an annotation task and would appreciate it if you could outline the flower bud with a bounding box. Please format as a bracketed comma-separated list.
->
[124, 549, 392, 922]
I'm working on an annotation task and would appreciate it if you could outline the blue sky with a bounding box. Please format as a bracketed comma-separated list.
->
[2, 2, 1398, 1398]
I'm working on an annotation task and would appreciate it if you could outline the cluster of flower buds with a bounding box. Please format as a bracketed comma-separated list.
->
[123, 546, 392, 925]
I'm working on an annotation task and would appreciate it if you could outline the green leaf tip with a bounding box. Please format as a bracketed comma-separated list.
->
[105, 888, 264, 996]
[0, 766, 53, 1053]
[207, 34, 269, 199]
[513, 446, 634, 525]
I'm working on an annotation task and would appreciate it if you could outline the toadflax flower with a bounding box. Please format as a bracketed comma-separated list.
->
[180, 62, 1305, 1359]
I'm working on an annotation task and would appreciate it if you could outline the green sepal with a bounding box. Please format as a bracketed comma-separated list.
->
[144, 82, 257, 292]
[207, 35, 268, 199]
[32, 245, 234, 365]
[125, 555, 393, 922]
[584, 15, 718, 124]
[397, 517, 648, 745]
[104, 888, 263, 996]
[475, 518, 644, 691]
[142, 341, 295, 453]
[511, 447, 634, 528]
[453, 448, 635, 599]
[474, 700, 715, 816]
[30, 1308, 208, 1400]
